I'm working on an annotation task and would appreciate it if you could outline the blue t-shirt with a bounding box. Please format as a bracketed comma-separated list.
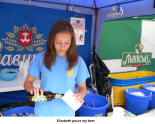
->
[28, 51, 90, 116]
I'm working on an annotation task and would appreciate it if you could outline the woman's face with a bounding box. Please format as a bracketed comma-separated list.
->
[54, 32, 72, 57]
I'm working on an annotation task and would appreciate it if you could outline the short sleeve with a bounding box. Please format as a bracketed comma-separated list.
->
[76, 56, 90, 85]
[28, 52, 43, 79]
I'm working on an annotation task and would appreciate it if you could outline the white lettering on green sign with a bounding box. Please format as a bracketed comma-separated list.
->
[122, 52, 152, 66]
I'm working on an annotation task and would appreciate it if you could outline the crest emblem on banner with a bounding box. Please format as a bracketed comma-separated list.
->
[18, 30, 33, 47]
[0, 24, 46, 52]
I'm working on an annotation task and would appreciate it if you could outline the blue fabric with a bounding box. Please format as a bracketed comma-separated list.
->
[31, 0, 141, 8]
[28, 51, 90, 116]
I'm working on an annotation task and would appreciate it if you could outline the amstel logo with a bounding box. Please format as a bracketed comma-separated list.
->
[0, 24, 46, 52]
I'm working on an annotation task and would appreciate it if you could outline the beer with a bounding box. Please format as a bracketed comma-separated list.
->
[28, 92, 64, 102]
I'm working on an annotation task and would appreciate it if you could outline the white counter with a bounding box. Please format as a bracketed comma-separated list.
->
[0, 72, 40, 93]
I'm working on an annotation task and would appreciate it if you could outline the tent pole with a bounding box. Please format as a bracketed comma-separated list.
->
[93, 8, 98, 54]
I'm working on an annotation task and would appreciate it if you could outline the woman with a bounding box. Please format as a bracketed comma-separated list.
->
[24, 20, 90, 116]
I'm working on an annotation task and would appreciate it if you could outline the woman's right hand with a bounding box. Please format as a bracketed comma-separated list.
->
[29, 87, 44, 96]
[24, 74, 44, 96]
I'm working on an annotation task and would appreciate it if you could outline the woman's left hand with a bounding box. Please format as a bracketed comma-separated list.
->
[73, 93, 84, 104]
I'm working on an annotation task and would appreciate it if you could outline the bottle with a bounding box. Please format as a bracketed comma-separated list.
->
[28, 92, 64, 102]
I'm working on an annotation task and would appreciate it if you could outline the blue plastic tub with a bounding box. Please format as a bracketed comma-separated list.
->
[142, 84, 155, 109]
[78, 93, 109, 117]
[0, 68, 18, 81]
[3, 106, 34, 117]
[125, 88, 152, 115]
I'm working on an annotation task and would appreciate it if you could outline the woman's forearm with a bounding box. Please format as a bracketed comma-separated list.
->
[24, 80, 34, 92]
[78, 83, 87, 97]
[78, 87, 87, 97]
[24, 75, 35, 92]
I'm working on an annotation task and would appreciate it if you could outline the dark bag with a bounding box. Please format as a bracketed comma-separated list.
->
[93, 52, 112, 97]
[94, 52, 110, 77]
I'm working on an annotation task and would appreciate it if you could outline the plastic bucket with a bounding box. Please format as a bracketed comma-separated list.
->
[142, 84, 155, 109]
[124, 88, 152, 115]
[78, 93, 109, 117]
[0, 68, 18, 81]
[3, 106, 34, 117]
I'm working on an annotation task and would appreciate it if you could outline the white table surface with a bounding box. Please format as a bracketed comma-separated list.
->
[0, 72, 40, 93]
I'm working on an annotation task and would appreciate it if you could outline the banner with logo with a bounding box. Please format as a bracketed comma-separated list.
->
[0, 2, 92, 69]
[0, 23, 46, 67]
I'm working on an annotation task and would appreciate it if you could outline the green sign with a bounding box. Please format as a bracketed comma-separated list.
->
[122, 52, 152, 67]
